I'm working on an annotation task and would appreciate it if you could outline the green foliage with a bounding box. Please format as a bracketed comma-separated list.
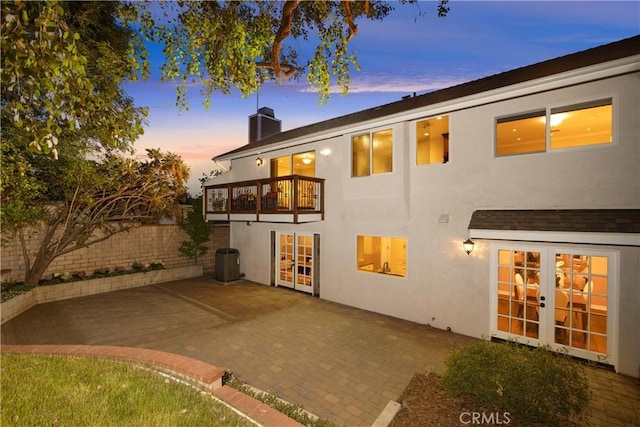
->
[1, 1, 148, 155]
[224, 372, 335, 427]
[0, 281, 33, 303]
[134, 1, 449, 107]
[1, 261, 165, 302]
[179, 196, 211, 264]
[442, 340, 591, 426]
[1, 353, 254, 426]
[2, 148, 189, 287]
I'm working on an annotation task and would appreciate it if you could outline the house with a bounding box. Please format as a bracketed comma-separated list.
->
[203, 36, 640, 378]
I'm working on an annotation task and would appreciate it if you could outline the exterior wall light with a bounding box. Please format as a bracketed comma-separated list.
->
[463, 238, 475, 255]
[256, 157, 263, 166]
[320, 148, 332, 157]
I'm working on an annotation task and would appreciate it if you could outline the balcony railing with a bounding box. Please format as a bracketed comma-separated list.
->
[204, 175, 324, 224]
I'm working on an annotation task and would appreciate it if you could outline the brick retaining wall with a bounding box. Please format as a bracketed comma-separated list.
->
[1, 224, 229, 283]
[1, 265, 202, 324]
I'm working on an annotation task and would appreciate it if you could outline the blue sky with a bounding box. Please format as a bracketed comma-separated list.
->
[125, 1, 640, 194]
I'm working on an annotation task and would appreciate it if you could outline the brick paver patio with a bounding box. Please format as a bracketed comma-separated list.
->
[2, 278, 638, 426]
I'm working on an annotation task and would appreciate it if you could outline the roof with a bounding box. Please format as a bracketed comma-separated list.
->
[468, 209, 640, 234]
[215, 35, 640, 160]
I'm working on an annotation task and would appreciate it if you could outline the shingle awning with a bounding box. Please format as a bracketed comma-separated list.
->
[468, 209, 640, 247]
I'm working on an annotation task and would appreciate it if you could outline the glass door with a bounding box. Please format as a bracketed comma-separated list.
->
[295, 234, 314, 294]
[276, 232, 315, 294]
[552, 251, 610, 358]
[491, 245, 616, 364]
[494, 248, 542, 342]
[277, 233, 295, 288]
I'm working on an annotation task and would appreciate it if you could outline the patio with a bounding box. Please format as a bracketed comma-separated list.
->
[2, 278, 638, 426]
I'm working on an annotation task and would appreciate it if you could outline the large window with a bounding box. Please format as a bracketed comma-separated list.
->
[496, 99, 612, 156]
[416, 116, 449, 164]
[352, 129, 393, 177]
[356, 235, 406, 277]
[270, 151, 315, 177]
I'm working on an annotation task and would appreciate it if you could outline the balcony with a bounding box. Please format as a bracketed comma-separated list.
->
[204, 175, 324, 224]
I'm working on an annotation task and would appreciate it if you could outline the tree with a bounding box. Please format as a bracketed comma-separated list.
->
[1, 0, 149, 155]
[178, 196, 212, 265]
[13, 148, 189, 287]
[135, 0, 449, 108]
[1, 1, 150, 233]
[1, 2, 188, 286]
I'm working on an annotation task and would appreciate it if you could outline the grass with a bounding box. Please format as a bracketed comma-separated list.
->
[224, 372, 336, 427]
[1, 353, 255, 427]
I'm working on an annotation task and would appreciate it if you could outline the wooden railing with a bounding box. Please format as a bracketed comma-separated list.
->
[204, 175, 324, 223]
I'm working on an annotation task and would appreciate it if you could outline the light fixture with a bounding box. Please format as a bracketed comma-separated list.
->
[320, 148, 331, 157]
[256, 157, 263, 166]
[463, 238, 475, 255]
[302, 158, 312, 164]
[540, 113, 569, 127]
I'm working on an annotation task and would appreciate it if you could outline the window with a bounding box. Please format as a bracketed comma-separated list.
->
[550, 100, 612, 150]
[496, 99, 612, 156]
[270, 155, 291, 177]
[496, 111, 546, 156]
[270, 151, 315, 178]
[416, 116, 449, 164]
[356, 235, 406, 277]
[292, 151, 315, 176]
[352, 129, 393, 177]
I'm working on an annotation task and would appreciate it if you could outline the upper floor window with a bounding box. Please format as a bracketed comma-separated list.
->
[352, 129, 393, 177]
[271, 151, 315, 177]
[496, 99, 612, 157]
[416, 116, 449, 165]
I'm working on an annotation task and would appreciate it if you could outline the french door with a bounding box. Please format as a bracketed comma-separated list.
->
[276, 232, 316, 294]
[491, 244, 617, 364]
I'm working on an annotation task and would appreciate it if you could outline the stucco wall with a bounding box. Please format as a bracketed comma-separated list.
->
[213, 69, 639, 376]
[1, 224, 230, 283]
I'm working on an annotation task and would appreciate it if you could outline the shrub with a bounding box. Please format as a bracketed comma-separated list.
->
[1, 282, 33, 302]
[131, 262, 145, 271]
[150, 260, 164, 270]
[442, 340, 591, 426]
[93, 267, 110, 276]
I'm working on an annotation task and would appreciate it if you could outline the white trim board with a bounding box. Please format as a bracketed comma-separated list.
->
[470, 229, 639, 247]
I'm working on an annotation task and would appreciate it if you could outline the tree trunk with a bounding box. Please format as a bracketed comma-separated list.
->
[23, 253, 55, 287]
[20, 222, 59, 287]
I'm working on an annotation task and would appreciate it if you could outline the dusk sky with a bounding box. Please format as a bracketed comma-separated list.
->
[124, 1, 640, 194]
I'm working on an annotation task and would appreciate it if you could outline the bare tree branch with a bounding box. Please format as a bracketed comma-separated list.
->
[270, 0, 300, 77]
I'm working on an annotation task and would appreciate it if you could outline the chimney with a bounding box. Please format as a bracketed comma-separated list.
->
[248, 107, 281, 144]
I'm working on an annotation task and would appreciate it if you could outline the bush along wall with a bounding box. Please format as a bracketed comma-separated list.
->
[2, 261, 165, 302]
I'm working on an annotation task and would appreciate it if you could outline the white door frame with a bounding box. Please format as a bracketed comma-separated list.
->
[489, 242, 618, 368]
[275, 231, 316, 294]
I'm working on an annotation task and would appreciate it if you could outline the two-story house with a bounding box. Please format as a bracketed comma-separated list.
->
[203, 36, 640, 378]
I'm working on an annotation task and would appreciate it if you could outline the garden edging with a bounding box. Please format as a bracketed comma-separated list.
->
[1, 265, 202, 324]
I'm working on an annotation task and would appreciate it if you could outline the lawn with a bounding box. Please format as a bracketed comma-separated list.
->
[1, 353, 254, 426]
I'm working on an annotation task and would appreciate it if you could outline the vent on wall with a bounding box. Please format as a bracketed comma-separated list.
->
[249, 107, 281, 144]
